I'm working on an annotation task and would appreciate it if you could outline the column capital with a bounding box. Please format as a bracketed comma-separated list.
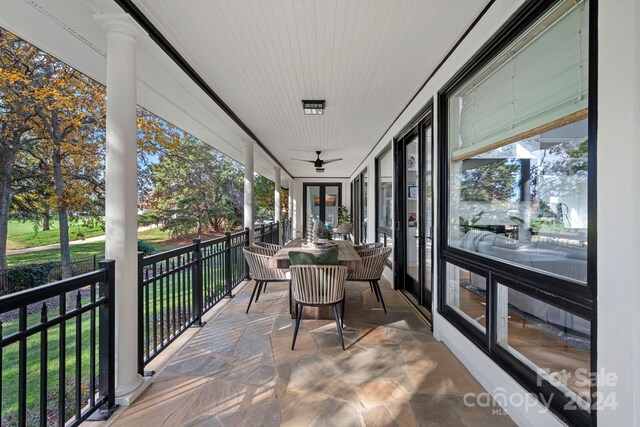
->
[94, 14, 139, 41]
[243, 139, 255, 149]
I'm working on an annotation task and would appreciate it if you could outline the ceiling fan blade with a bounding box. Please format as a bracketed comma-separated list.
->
[322, 158, 343, 164]
[291, 158, 316, 163]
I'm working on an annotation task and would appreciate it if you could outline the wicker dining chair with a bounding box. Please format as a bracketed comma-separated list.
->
[243, 246, 289, 314]
[347, 246, 392, 313]
[354, 242, 383, 254]
[252, 242, 284, 293]
[290, 265, 348, 351]
[333, 222, 353, 241]
[253, 241, 282, 255]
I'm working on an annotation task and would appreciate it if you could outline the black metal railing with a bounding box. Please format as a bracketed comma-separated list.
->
[254, 222, 280, 244]
[282, 218, 292, 243]
[137, 229, 250, 374]
[1, 254, 105, 297]
[0, 260, 116, 426]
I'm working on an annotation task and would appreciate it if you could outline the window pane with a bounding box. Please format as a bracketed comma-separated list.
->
[377, 149, 393, 265]
[445, 263, 486, 331]
[449, 120, 588, 283]
[496, 284, 591, 406]
[325, 185, 339, 227]
[377, 150, 393, 230]
[447, 1, 589, 284]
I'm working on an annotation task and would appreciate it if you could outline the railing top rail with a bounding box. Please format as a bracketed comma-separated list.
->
[141, 229, 250, 264]
[141, 243, 196, 264]
[0, 265, 109, 313]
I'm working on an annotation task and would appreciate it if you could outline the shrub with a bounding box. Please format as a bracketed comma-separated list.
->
[138, 241, 156, 255]
[6, 263, 55, 291]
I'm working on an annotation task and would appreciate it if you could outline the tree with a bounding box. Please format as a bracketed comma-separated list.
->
[26, 55, 106, 278]
[254, 174, 275, 219]
[0, 29, 42, 271]
[148, 136, 243, 237]
[254, 174, 288, 220]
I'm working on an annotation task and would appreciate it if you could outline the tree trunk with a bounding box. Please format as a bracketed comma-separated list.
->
[52, 148, 72, 278]
[0, 145, 19, 272]
[42, 210, 51, 231]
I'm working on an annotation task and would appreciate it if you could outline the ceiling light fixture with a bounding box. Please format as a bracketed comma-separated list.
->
[302, 100, 325, 115]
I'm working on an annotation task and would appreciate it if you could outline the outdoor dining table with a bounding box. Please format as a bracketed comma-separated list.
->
[268, 239, 362, 319]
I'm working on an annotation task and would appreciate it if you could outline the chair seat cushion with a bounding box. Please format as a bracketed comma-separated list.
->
[289, 247, 339, 265]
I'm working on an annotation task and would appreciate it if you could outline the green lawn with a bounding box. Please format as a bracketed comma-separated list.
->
[7, 219, 106, 250]
[6, 228, 173, 266]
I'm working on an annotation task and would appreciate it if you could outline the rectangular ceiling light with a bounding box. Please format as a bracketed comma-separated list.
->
[302, 100, 325, 115]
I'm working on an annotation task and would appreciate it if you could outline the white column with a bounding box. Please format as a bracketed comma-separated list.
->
[95, 15, 144, 401]
[273, 167, 281, 244]
[288, 180, 293, 223]
[289, 178, 298, 237]
[244, 140, 255, 241]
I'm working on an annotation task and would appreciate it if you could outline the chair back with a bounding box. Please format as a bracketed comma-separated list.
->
[335, 222, 353, 233]
[254, 241, 282, 256]
[243, 246, 288, 281]
[290, 265, 347, 305]
[355, 242, 383, 254]
[349, 246, 392, 280]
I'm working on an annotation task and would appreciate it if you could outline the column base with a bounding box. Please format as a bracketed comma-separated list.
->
[115, 374, 149, 405]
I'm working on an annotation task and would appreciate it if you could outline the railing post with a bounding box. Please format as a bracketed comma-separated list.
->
[192, 238, 204, 326]
[98, 259, 117, 417]
[136, 252, 145, 377]
[276, 221, 281, 245]
[244, 227, 250, 279]
[225, 232, 235, 298]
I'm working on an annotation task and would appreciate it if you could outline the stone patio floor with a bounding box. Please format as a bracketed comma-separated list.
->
[99, 278, 516, 426]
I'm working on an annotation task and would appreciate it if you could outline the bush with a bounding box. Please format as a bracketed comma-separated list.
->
[138, 241, 156, 255]
[6, 263, 55, 291]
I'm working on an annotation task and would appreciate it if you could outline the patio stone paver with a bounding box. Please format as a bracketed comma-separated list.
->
[103, 278, 516, 427]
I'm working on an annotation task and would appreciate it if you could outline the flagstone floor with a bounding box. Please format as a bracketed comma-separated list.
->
[100, 278, 516, 426]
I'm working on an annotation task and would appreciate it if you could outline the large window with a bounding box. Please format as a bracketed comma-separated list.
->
[376, 146, 393, 264]
[439, 1, 594, 425]
[362, 169, 368, 242]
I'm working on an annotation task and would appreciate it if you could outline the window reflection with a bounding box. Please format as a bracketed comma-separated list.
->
[449, 120, 588, 283]
[445, 263, 486, 331]
[497, 284, 591, 406]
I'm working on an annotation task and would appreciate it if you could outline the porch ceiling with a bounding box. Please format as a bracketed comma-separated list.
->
[125, 0, 490, 177]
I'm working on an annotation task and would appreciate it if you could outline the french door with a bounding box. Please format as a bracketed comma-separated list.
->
[302, 183, 342, 237]
[394, 113, 433, 316]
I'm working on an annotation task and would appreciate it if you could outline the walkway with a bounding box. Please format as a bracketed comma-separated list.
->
[101, 278, 516, 426]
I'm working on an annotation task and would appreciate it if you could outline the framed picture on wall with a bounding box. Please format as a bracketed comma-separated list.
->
[408, 186, 418, 199]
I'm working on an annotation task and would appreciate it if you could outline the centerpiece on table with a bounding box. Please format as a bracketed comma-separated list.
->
[315, 227, 333, 244]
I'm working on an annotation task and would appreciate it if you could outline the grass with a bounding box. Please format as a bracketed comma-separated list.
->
[1, 295, 98, 424]
[7, 219, 106, 250]
[6, 228, 173, 266]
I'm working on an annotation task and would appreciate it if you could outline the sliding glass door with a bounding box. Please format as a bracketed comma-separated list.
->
[395, 113, 433, 315]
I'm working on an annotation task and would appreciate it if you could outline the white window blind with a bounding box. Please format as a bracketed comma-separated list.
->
[450, 0, 588, 162]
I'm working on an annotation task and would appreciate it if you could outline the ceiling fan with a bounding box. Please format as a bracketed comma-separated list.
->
[291, 151, 343, 173]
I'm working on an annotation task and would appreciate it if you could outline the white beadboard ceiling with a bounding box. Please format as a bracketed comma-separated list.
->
[131, 0, 489, 177]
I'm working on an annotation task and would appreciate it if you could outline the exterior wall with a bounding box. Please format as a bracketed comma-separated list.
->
[597, 0, 640, 425]
[349, 0, 639, 425]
